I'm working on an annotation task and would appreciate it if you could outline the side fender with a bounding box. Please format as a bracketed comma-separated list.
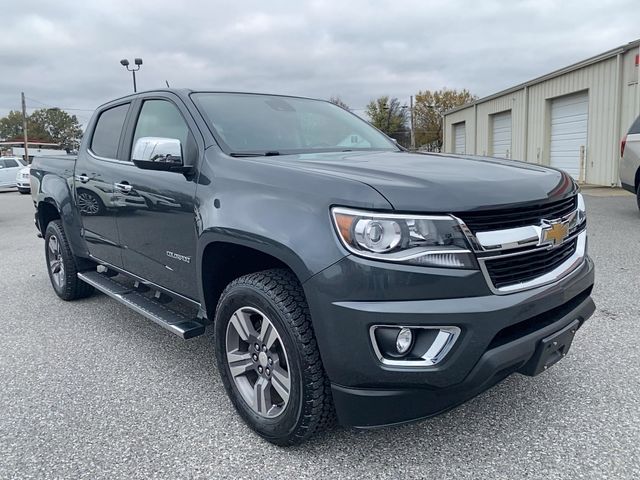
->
[34, 168, 89, 259]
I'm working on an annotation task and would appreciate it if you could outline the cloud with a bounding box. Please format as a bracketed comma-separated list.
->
[0, 0, 637, 123]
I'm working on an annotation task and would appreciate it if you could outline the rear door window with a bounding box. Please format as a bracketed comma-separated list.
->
[629, 115, 640, 135]
[3, 159, 19, 168]
[91, 103, 130, 159]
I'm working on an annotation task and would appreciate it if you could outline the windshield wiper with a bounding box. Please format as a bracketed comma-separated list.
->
[229, 151, 281, 157]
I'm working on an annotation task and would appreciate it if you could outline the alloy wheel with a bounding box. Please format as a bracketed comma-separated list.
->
[225, 306, 291, 418]
[47, 234, 65, 289]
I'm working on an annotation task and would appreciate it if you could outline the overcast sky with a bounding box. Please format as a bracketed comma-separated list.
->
[1, 0, 637, 124]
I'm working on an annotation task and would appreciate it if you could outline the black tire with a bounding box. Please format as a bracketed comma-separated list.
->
[214, 269, 335, 446]
[76, 189, 105, 216]
[44, 220, 94, 301]
[636, 185, 640, 212]
[18, 188, 30, 195]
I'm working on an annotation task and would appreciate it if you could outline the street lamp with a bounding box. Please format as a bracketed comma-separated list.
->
[120, 57, 143, 93]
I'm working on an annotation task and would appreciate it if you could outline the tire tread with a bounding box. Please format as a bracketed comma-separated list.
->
[216, 268, 335, 445]
[45, 220, 94, 301]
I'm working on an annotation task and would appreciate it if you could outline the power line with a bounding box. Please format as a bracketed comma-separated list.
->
[24, 96, 95, 112]
[21, 96, 93, 125]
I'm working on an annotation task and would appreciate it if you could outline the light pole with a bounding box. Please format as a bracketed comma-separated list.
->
[120, 58, 143, 92]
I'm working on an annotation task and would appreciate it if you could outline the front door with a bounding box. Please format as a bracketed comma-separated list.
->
[75, 102, 132, 267]
[114, 97, 199, 299]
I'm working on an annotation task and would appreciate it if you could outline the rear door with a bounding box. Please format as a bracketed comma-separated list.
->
[75, 102, 132, 267]
[0, 158, 22, 186]
[114, 94, 200, 298]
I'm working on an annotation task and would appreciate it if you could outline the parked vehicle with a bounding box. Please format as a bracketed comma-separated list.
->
[619, 114, 640, 209]
[0, 157, 26, 188]
[30, 89, 595, 445]
[16, 166, 31, 194]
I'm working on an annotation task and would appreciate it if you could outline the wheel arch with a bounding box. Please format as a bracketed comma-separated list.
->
[198, 234, 311, 321]
[37, 198, 62, 234]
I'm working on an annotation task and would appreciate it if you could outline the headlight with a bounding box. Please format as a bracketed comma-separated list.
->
[331, 207, 478, 269]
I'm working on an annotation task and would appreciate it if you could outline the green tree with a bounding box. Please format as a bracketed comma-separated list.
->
[413, 88, 476, 151]
[365, 96, 407, 135]
[0, 110, 50, 142]
[328, 95, 351, 111]
[29, 108, 83, 151]
[0, 108, 83, 150]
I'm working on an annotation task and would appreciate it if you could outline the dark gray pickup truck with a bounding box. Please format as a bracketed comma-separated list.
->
[30, 89, 595, 445]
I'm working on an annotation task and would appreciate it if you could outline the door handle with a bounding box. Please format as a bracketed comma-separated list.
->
[114, 182, 132, 193]
[76, 174, 90, 183]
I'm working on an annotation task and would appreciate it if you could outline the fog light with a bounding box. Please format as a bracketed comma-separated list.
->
[396, 328, 413, 355]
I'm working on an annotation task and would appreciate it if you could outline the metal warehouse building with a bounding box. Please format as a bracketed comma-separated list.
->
[443, 39, 640, 186]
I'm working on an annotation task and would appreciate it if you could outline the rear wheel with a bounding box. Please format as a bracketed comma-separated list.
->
[214, 269, 335, 445]
[44, 220, 94, 300]
[636, 185, 640, 211]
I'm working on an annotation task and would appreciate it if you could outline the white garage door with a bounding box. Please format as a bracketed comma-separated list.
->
[454, 123, 466, 154]
[550, 92, 588, 180]
[491, 111, 511, 158]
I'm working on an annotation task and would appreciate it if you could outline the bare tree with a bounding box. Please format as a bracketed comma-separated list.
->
[328, 96, 351, 111]
[413, 88, 476, 151]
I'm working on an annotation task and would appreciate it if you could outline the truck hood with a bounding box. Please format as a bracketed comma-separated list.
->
[271, 151, 576, 212]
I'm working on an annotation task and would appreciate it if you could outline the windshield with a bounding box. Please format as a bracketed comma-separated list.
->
[192, 93, 398, 155]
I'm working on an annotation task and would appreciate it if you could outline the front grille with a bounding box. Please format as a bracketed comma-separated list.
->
[457, 196, 577, 233]
[484, 238, 578, 289]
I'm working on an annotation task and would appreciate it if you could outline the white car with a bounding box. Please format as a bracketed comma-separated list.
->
[619, 114, 640, 210]
[0, 157, 27, 189]
[16, 166, 31, 194]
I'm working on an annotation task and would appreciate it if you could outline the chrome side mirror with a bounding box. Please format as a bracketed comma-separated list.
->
[131, 137, 185, 172]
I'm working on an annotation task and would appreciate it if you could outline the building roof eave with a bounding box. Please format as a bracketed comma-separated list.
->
[444, 38, 640, 116]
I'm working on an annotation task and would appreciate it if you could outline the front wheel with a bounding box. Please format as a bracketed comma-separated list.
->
[214, 269, 335, 445]
[44, 220, 94, 300]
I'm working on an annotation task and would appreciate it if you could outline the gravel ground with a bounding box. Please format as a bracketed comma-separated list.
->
[1, 188, 639, 479]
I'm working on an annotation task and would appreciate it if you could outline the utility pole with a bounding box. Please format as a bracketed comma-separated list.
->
[410, 95, 416, 150]
[386, 104, 392, 133]
[21, 92, 29, 164]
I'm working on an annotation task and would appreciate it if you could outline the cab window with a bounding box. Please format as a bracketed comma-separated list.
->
[132, 100, 189, 149]
[91, 103, 130, 158]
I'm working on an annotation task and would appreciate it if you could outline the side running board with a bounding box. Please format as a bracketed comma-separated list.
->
[77, 271, 205, 339]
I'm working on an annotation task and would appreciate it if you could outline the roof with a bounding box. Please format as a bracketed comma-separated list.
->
[445, 38, 640, 116]
[96, 88, 327, 112]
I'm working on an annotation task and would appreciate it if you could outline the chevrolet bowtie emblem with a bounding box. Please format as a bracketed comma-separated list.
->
[541, 222, 569, 246]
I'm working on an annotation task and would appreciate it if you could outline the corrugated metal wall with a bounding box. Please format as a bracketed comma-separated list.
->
[621, 49, 640, 142]
[444, 45, 640, 186]
[476, 91, 525, 158]
[526, 57, 618, 184]
[444, 108, 475, 154]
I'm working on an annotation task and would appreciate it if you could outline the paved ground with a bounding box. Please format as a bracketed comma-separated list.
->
[1, 188, 639, 479]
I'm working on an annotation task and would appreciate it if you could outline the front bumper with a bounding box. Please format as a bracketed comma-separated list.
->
[304, 254, 595, 427]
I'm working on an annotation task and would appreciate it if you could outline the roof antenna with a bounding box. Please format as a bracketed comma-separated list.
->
[165, 80, 170, 88]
